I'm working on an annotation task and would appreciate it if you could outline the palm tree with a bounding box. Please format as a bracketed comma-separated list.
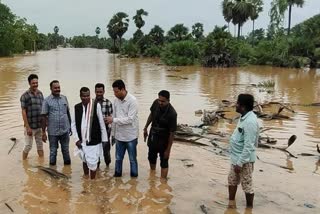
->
[54, 26, 59, 34]
[95, 27, 101, 37]
[107, 18, 118, 52]
[107, 12, 129, 51]
[222, 0, 233, 32]
[192, 23, 204, 40]
[53, 26, 59, 48]
[232, 0, 254, 38]
[148, 25, 165, 46]
[133, 9, 148, 30]
[221, 0, 253, 38]
[249, 0, 263, 43]
[287, 0, 304, 35]
[167, 24, 189, 42]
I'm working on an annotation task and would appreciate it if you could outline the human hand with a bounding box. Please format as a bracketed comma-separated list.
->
[42, 132, 47, 143]
[234, 165, 242, 174]
[111, 137, 116, 146]
[76, 140, 82, 149]
[143, 128, 148, 142]
[106, 116, 113, 124]
[69, 129, 72, 136]
[26, 127, 32, 136]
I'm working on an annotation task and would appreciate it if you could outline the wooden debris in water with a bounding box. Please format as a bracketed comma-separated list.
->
[5, 202, 14, 212]
[200, 204, 208, 214]
[37, 166, 69, 179]
[8, 138, 17, 155]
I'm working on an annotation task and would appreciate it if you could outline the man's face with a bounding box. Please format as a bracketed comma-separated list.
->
[95, 87, 104, 100]
[51, 82, 60, 96]
[80, 91, 90, 105]
[113, 87, 124, 100]
[158, 96, 169, 108]
[236, 102, 243, 114]
[29, 78, 38, 91]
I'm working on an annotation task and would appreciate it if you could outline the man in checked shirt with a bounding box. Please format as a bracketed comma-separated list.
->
[95, 83, 113, 167]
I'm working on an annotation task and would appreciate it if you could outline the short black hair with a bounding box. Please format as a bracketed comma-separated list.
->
[80, 87, 90, 95]
[95, 83, 105, 90]
[112, 79, 126, 90]
[28, 74, 38, 83]
[158, 90, 170, 100]
[237, 94, 254, 111]
[50, 80, 59, 88]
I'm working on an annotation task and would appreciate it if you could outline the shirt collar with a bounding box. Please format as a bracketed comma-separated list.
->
[50, 94, 61, 99]
[240, 111, 253, 122]
[123, 92, 130, 101]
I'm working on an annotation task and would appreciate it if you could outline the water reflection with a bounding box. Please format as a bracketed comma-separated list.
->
[22, 160, 72, 213]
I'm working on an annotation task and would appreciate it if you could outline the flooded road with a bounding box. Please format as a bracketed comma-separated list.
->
[0, 48, 319, 213]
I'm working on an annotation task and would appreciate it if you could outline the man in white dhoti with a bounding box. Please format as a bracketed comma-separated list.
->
[72, 87, 108, 179]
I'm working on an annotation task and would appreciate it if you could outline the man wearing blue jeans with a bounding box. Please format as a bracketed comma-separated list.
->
[41, 80, 72, 165]
[106, 80, 139, 177]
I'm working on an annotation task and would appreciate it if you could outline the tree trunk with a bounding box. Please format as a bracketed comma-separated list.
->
[119, 37, 122, 51]
[113, 39, 116, 51]
[288, 5, 292, 35]
[237, 24, 241, 39]
[234, 25, 236, 37]
[252, 20, 255, 45]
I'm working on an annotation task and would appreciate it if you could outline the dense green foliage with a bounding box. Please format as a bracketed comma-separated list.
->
[1, 1, 319, 68]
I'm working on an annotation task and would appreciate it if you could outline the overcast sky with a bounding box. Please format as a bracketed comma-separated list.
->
[2, 0, 320, 38]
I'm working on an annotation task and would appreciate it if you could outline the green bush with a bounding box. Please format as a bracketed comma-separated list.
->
[144, 45, 162, 57]
[120, 41, 139, 58]
[161, 40, 200, 66]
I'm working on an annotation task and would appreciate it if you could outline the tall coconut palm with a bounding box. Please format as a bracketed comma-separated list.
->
[221, 0, 253, 38]
[232, 0, 254, 38]
[53, 26, 59, 48]
[114, 12, 129, 50]
[192, 23, 204, 40]
[249, 0, 263, 43]
[54, 26, 59, 34]
[287, 0, 304, 35]
[107, 12, 129, 51]
[133, 9, 148, 30]
[95, 27, 101, 37]
[107, 19, 118, 51]
[222, 0, 233, 31]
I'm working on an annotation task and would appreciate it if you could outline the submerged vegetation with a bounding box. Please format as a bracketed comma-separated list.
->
[0, 0, 319, 68]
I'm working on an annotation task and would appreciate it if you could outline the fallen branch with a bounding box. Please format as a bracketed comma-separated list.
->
[37, 166, 69, 179]
[5, 202, 14, 212]
[8, 138, 17, 154]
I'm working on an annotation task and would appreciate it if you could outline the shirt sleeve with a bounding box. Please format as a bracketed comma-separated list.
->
[71, 109, 80, 142]
[20, 94, 27, 109]
[236, 121, 259, 167]
[41, 99, 49, 115]
[97, 103, 108, 142]
[113, 99, 138, 125]
[65, 96, 70, 111]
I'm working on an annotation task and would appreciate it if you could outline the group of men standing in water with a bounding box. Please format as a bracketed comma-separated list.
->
[20, 73, 259, 208]
[20, 74, 177, 180]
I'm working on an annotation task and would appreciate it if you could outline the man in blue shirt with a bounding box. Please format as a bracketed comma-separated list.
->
[41, 80, 71, 166]
[228, 94, 259, 208]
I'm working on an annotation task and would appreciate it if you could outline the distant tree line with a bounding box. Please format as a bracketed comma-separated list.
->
[1, 0, 319, 68]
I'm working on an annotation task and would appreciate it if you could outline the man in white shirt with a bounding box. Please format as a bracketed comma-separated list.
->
[106, 80, 139, 177]
[72, 87, 108, 179]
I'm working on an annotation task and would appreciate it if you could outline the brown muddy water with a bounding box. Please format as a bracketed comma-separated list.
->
[0, 48, 319, 214]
